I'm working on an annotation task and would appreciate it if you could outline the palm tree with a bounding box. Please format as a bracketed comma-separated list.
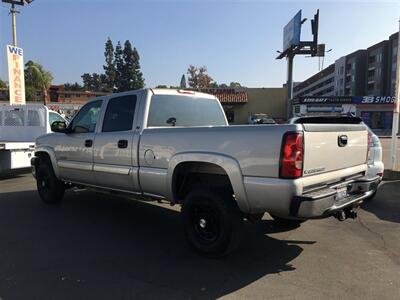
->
[25, 60, 53, 104]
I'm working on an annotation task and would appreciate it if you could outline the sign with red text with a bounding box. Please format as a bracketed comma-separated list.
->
[7, 45, 25, 105]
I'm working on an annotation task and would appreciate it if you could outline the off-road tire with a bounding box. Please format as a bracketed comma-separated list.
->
[182, 188, 243, 257]
[36, 161, 65, 204]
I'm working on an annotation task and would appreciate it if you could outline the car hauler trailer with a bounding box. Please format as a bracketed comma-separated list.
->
[0, 105, 50, 173]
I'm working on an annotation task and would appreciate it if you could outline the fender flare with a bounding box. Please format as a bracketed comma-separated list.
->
[34, 146, 60, 179]
[166, 152, 250, 213]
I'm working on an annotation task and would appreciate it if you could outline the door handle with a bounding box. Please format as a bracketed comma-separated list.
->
[118, 139, 128, 149]
[84, 139, 93, 147]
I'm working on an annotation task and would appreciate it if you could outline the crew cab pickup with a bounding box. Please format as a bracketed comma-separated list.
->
[31, 89, 380, 256]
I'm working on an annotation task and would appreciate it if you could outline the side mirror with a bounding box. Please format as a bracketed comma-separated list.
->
[51, 121, 67, 133]
[166, 117, 177, 126]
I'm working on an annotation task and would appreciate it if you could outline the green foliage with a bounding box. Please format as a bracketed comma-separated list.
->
[155, 85, 168, 88]
[0, 78, 7, 89]
[64, 82, 84, 91]
[81, 38, 145, 93]
[187, 65, 214, 89]
[25, 60, 53, 103]
[180, 74, 186, 89]
[229, 82, 243, 88]
[103, 38, 116, 92]
[81, 73, 108, 92]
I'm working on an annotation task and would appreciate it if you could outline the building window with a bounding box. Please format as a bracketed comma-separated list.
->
[367, 83, 374, 90]
[368, 55, 376, 64]
[368, 69, 375, 78]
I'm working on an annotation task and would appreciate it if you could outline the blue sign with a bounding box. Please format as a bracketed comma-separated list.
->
[283, 10, 302, 52]
[352, 96, 395, 104]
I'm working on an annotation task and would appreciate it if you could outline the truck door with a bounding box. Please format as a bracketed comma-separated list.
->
[92, 93, 141, 192]
[57, 99, 103, 185]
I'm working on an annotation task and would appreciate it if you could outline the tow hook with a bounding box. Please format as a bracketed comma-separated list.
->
[334, 208, 357, 221]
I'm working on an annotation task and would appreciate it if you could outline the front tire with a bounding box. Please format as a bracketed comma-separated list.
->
[182, 188, 243, 257]
[36, 162, 65, 204]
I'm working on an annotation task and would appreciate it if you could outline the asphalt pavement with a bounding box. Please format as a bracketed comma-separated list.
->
[0, 173, 399, 300]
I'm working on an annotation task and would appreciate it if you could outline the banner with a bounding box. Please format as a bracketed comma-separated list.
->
[7, 45, 25, 105]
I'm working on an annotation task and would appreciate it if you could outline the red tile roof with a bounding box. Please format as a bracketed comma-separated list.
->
[200, 89, 248, 104]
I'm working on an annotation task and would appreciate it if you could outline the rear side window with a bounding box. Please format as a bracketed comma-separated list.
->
[147, 95, 226, 127]
[102, 95, 137, 132]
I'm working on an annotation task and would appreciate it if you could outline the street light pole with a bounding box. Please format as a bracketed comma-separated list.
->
[390, 19, 400, 170]
[10, 3, 18, 46]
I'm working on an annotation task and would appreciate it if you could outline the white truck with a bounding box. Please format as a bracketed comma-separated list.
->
[31, 89, 380, 256]
[0, 104, 65, 174]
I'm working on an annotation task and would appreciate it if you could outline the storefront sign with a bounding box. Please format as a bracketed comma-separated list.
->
[7, 45, 25, 105]
[296, 96, 352, 104]
[352, 96, 395, 104]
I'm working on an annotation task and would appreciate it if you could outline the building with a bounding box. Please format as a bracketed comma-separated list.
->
[293, 64, 335, 98]
[366, 41, 388, 96]
[388, 32, 398, 96]
[343, 50, 367, 96]
[204, 87, 287, 124]
[292, 31, 399, 135]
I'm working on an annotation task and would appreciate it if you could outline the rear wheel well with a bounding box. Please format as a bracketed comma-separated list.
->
[172, 162, 234, 204]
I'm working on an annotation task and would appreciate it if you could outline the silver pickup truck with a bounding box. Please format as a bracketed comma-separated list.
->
[31, 89, 380, 256]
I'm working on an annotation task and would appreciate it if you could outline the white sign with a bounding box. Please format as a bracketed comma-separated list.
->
[7, 45, 25, 105]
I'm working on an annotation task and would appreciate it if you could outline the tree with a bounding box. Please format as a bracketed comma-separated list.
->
[180, 74, 186, 89]
[114, 41, 124, 92]
[155, 85, 168, 88]
[229, 82, 242, 88]
[122, 40, 144, 91]
[25, 60, 53, 104]
[187, 65, 214, 89]
[81, 73, 93, 90]
[81, 38, 145, 92]
[187, 65, 198, 89]
[64, 82, 84, 91]
[0, 78, 7, 88]
[103, 37, 116, 92]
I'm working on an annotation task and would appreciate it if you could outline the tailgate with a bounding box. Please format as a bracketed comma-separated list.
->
[302, 123, 368, 176]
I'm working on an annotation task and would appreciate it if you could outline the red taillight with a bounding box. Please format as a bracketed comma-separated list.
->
[280, 132, 304, 179]
[367, 132, 372, 161]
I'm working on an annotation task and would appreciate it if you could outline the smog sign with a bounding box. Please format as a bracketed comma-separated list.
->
[7, 45, 25, 105]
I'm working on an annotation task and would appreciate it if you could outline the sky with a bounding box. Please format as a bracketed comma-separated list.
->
[0, 0, 399, 88]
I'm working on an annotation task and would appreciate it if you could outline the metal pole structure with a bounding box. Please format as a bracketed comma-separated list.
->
[390, 19, 400, 170]
[10, 4, 18, 46]
[286, 54, 294, 119]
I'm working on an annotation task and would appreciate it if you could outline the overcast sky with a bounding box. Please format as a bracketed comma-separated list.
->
[0, 0, 399, 88]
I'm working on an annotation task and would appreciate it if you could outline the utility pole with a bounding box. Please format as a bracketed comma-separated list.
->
[390, 19, 400, 170]
[286, 54, 294, 119]
[10, 4, 19, 46]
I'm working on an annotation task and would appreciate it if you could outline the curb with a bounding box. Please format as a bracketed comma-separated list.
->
[383, 169, 400, 180]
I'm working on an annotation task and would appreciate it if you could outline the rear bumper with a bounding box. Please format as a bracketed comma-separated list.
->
[291, 176, 380, 219]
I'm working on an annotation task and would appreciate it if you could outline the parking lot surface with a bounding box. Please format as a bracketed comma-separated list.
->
[0, 173, 399, 300]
